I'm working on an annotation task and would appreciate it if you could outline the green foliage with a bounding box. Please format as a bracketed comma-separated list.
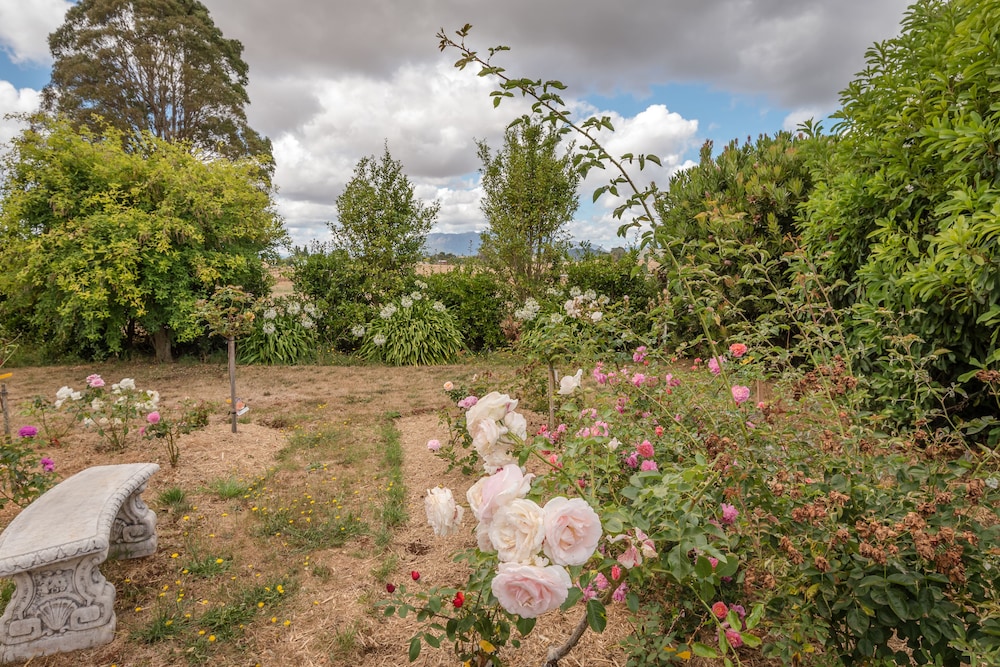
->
[421, 265, 514, 352]
[799, 0, 1000, 428]
[359, 285, 464, 366]
[194, 285, 258, 340]
[289, 242, 373, 352]
[332, 144, 439, 299]
[0, 116, 284, 362]
[563, 249, 659, 317]
[239, 295, 321, 365]
[44, 0, 272, 170]
[143, 400, 211, 467]
[0, 432, 57, 510]
[650, 131, 817, 348]
[478, 117, 580, 295]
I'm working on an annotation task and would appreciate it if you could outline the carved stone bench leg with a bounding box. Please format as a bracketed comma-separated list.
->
[0, 552, 115, 663]
[110, 482, 158, 560]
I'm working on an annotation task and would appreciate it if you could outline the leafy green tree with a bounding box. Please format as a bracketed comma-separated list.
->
[332, 143, 439, 299]
[651, 130, 816, 345]
[43, 0, 271, 169]
[477, 117, 580, 295]
[0, 115, 285, 362]
[799, 0, 1000, 425]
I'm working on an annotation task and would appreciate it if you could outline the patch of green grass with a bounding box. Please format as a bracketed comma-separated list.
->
[329, 621, 361, 660]
[369, 553, 398, 582]
[0, 579, 13, 614]
[157, 486, 192, 514]
[205, 476, 252, 500]
[254, 507, 367, 551]
[182, 554, 232, 578]
[276, 424, 344, 461]
[377, 417, 407, 530]
[132, 606, 190, 643]
[310, 563, 332, 582]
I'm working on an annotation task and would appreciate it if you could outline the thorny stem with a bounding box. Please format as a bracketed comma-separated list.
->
[437, 27, 748, 444]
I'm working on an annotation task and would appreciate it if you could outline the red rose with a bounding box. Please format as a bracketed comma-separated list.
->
[411, 571, 420, 581]
[452, 591, 465, 608]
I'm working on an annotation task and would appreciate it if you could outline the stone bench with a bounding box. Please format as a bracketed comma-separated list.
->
[0, 463, 159, 663]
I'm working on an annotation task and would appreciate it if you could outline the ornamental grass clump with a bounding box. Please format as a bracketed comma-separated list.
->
[358, 283, 464, 365]
[239, 295, 321, 365]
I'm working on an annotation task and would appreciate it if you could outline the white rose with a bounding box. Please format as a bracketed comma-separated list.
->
[557, 369, 583, 396]
[542, 497, 603, 567]
[476, 522, 495, 552]
[424, 487, 464, 537]
[501, 410, 527, 443]
[491, 562, 572, 618]
[466, 391, 516, 427]
[466, 464, 534, 525]
[470, 418, 503, 452]
[489, 498, 546, 563]
[481, 448, 519, 475]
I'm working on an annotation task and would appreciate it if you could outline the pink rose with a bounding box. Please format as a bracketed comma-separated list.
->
[86, 374, 105, 388]
[729, 343, 748, 358]
[721, 503, 739, 525]
[640, 459, 658, 471]
[637, 440, 654, 458]
[542, 497, 602, 567]
[731, 385, 751, 405]
[489, 498, 546, 563]
[146, 411, 161, 424]
[491, 562, 572, 618]
[427, 439, 441, 452]
[466, 464, 533, 525]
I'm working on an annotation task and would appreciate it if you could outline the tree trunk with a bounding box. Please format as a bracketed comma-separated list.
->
[152, 328, 173, 363]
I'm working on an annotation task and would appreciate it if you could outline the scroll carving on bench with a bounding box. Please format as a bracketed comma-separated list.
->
[0, 463, 159, 663]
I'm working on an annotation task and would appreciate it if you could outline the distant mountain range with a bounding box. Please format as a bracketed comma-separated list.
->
[424, 232, 608, 257]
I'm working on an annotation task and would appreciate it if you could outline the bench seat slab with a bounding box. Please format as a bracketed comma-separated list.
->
[0, 463, 159, 663]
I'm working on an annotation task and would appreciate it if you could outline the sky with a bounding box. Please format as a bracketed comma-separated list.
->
[0, 0, 912, 252]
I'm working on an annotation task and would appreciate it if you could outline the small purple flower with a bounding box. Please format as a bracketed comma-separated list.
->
[632, 346, 647, 363]
[731, 385, 751, 405]
[40, 457, 55, 473]
[18, 425, 38, 438]
[721, 502, 739, 525]
[593, 573, 609, 591]
[579, 584, 596, 601]
[457, 395, 478, 409]
[612, 582, 628, 602]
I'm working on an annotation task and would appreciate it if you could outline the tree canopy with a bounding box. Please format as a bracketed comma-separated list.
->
[332, 143, 439, 299]
[43, 0, 271, 170]
[0, 115, 286, 362]
[477, 117, 580, 294]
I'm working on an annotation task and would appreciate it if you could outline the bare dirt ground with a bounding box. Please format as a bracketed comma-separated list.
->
[0, 361, 631, 667]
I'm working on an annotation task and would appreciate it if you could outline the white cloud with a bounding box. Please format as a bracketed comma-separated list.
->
[0, 82, 41, 146]
[782, 107, 827, 132]
[0, 0, 71, 65]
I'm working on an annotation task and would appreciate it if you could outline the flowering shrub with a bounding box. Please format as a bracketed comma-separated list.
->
[358, 283, 464, 365]
[39, 374, 160, 451]
[239, 295, 322, 365]
[0, 426, 56, 509]
[142, 401, 210, 467]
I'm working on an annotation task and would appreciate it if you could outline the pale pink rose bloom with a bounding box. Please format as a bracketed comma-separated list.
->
[489, 498, 546, 563]
[466, 464, 534, 525]
[541, 497, 602, 567]
[466, 391, 516, 427]
[86, 374, 105, 388]
[427, 439, 441, 451]
[425, 487, 464, 537]
[731, 385, 751, 405]
[491, 562, 572, 618]
[476, 522, 496, 552]
[470, 418, 503, 452]
[443, 381, 454, 391]
[146, 411, 161, 424]
[617, 544, 642, 568]
[481, 448, 519, 475]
